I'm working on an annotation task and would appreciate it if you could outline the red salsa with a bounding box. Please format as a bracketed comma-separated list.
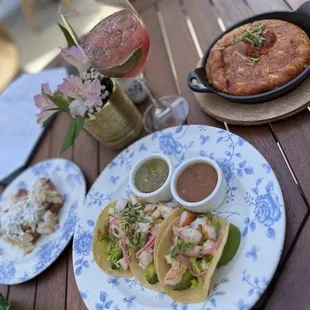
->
[177, 163, 218, 202]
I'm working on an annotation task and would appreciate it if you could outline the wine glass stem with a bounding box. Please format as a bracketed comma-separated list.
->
[138, 75, 162, 109]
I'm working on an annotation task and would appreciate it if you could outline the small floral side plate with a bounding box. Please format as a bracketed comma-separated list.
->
[0, 159, 86, 284]
[73, 125, 285, 310]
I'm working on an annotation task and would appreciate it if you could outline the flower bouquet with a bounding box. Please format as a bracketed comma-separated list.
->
[34, 25, 142, 154]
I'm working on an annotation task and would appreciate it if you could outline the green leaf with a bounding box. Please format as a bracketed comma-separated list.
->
[58, 23, 76, 48]
[74, 116, 85, 139]
[217, 223, 241, 267]
[0, 293, 11, 310]
[59, 118, 76, 155]
[43, 111, 58, 128]
[59, 116, 85, 155]
[45, 94, 70, 112]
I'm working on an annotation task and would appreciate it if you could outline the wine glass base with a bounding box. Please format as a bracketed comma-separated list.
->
[143, 95, 189, 133]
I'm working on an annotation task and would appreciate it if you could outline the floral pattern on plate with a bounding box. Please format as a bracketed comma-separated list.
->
[0, 159, 86, 284]
[73, 125, 285, 310]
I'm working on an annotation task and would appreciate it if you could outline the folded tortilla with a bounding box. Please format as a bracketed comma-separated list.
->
[130, 208, 184, 292]
[92, 201, 133, 278]
[154, 209, 230, 303]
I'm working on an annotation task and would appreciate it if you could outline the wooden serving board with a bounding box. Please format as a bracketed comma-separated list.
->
[194, 72, 310, 126]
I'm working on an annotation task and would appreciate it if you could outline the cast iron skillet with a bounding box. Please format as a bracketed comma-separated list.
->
[188, 1, 310, 104]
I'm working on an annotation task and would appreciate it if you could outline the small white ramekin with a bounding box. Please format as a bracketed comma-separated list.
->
[170, 157, 227, 213]
[129, 153, 174, 203]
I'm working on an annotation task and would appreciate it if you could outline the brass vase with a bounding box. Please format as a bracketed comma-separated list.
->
[84, 80, 142, 150]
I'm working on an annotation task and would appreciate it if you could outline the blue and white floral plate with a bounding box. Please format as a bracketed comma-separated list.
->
[0, 159, 86, 285]
[73, 125, 285, 310]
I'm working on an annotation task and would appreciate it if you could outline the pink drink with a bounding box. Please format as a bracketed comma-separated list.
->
[82, 9, 150, 78]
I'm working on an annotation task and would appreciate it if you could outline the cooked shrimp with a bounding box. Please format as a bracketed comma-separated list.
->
[203, 239, 215, 251]
[137, 221, 151, 233]
[118, 257, 129, 271]
[151, 209, 161, 220]
[129, 194, 141, 206]
[157, 203, 174, 218]
[179, 227, 202, 244]
[138, 248, 154, 270]
[202, 224, 217, 241]
[164, 261, 187, 286]
[179, 211, 196, 227]
[191, 217, 206, 230]
[144, 203, 157, 214]
[115, 198, 127, 214]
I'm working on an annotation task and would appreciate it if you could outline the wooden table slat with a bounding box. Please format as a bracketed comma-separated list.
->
[35, 253, 67, 310]
[231, 125, 308, 257]
[272, 111, 310, 206]
[246, 0, 290, 13]
[285, 0, 305, 9]
[67, 250, 87, 310]
[9, 280, 37, 310]
[66, 129, 99, 310]
[34, 113, 72, 310]
[265, 216, 310, 310]
[0, 286, 8, 300]
[183, 0, 222, 53]
[141, 4, 179, 97]
[212, 0, 251, 28]
[157, 0, 224, 128]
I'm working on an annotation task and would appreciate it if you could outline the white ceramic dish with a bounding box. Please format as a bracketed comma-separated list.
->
[129, 153, 173, 203]
[171, 156, 227, 212]
[0, 159, 86, 285]
[73, 125, 285, 310]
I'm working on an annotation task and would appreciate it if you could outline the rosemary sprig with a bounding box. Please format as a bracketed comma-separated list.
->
[235, 51, 260, 66]
[240, 23, 265, 47]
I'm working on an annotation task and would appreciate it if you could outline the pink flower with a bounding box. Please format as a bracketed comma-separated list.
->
[34, 83, 57, 124]
[61, 46, 90, 76]
[58, 75, 102, 118]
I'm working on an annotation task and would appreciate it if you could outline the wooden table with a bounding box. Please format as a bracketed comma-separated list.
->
[1, 0, 310, 309]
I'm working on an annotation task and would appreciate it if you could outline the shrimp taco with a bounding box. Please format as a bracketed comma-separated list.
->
[92, 197, 138, 278]
[130, 202, 183, 291]
[93, 195, 182, 283]
[155, 209, 240, 303]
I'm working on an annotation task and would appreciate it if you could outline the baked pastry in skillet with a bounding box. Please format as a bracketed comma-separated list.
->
[206, 19, 310, 96]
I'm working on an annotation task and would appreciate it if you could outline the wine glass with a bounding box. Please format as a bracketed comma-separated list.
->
[58, 0, 189, 133]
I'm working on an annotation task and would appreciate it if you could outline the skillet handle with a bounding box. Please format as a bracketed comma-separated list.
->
[296, 0, 310, 14]
[188, 67, 212, 93]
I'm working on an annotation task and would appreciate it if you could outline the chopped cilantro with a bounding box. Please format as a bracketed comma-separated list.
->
[179, 241, 193, 253]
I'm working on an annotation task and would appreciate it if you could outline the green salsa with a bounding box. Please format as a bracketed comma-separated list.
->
[134, 158, 169, 193]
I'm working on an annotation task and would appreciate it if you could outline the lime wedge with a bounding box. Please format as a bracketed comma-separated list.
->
[218, 223, 241, 267]
[100, 47, 142, 77]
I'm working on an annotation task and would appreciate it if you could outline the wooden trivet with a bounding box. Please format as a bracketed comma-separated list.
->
[194, 73, 310, 126]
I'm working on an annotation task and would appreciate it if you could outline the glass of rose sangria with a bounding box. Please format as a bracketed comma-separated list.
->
[58, 0, 189, 132]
